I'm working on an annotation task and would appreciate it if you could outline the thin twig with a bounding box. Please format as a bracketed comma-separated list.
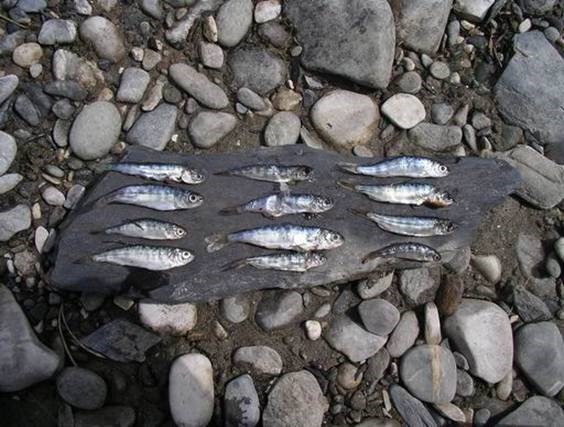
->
[60, 305, 107, 359]
[0, 12, 29, 29]
[58, 304, 77, 367]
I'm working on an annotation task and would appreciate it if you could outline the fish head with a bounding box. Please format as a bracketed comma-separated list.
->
[182, 191, 204, 208]
[172, 248, 194, 265]
[428, 191, 455, 207]
[307, 252, 327, 268]
[313, 196, 334, 212]
[431, 163, 450, 177]
[431, 252, 442, 262]
[437, 221, 457, 234]
[182, 168, 206, 184]
[296, 166, 314, 180]
[319, 229, 345, 249]
[167, 225, 187, 239]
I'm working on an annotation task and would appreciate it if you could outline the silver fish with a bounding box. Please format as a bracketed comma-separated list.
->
[102, 219, 187, 240]
[100, 184, 203, 211]
[206, 224, 344, 253]
[107, 162, 205, 184]
[220, 193, 334, 218]
[216, 164, 313, 183]
[338, 181, 454, 207]
[92, 245, 194, 270]
[352, 211, 456, 237]
[339, 156, 449, 178]
[363, 243, 441, 263]
[224, 252, 327, 272]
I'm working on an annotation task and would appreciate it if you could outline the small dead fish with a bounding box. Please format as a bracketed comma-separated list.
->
[363, 243, 441, 264]
[91, 245, 194, 270]
[339, 156, 449, 178]
[338, 181, 454, 207]
[107, 162, 205, 184]
[224, 252, 327, 272]
[101, 219, 187, 240]
[206, 224, 344, 252]
[99, 184, 203, 211]
[220, 193, 334, 218]
[351, 210, 456, 237]
[216, 164, 313, 183]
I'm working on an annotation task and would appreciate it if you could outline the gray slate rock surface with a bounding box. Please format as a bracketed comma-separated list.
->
[0, 285, 60, 392]
[80, 319, 161, 362]
[494, 32, 564, 163]
[285, 0, 395, 89]
[224, 374, 260, 427]
[126, 103, 177, 151]
[262, 370, 328, 427]
[50, 146, 519, 301]
[69, 101, 122, 160]
[515, 321, 564, 397]
[228, 47, 285, 95]
[394, 0, 453, 54]
[498, 396, 563, 427]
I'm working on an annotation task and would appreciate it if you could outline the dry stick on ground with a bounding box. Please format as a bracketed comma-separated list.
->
[0, 12, 29, 29]
[59, 303, 108, 360]
[57, 304, 78, 367]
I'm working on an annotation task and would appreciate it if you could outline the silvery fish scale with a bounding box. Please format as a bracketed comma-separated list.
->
[49, 146, 519, 302]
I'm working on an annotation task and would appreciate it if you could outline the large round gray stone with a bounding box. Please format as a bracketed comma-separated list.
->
[56, 367, 107, 410]
[358, 298, 400, 336]
[228, 47, 285, 95]
[216, 0, 253, 47]
[189, 111, 237, 149]
[69, 101, 122, 160]
[400, 344, 457, 403]
[79, 16, 125, 62]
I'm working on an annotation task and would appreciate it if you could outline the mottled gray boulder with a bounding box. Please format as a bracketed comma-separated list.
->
[79, 16, 125, 62]
[325, 315, 387, 362]
[515, 322, 564, 397]
[0, 285, 60, 392]
[498, 396, 563, 427]
[224, 374, 260, 427]
[216, 0, 253, 47]
[285, 0, 395, 89]
[0, 204, 31, 242]
[228, 47, 286, 95]
[494, 32, 564, 163]
[255, 290, 303, 331]
[394, 0, 453, 54]
[169, 63, 229, 109]
[38, 19, 77, 45]
[189, 111, 237, 149]
[262, 371, 328, 427]
[56, 367, 107, 410]
[444, 299, 513, 383]
[408, 123, 463, 152]
[70, 101, 122, 160]
[400, 344, 457, 403]
[126, 103, 177, 151]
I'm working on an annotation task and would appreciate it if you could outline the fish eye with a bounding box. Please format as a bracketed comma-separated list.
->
[189, 194, 200, 202]
[323, 198, 332, 206]
[181, 251, 191, 259]
[439, 165, 448, 173]
[433, 254, 441, 261]
[331, 234, 340, 241]
[176, 228, 186, 236]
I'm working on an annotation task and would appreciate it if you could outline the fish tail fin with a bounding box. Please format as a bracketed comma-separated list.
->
[205, 233, 229, 252]
[219, 205, 243, 216]
[349, 208, 369, 218]
[338, 162, 358, 174]
[337, 180, 357, 192]
[221, 259, 248, 271]
[362, 251, 381, 264]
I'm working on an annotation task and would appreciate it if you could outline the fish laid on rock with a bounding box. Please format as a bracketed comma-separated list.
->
[224, 252, 327, 272]
[338, 181, 454, 207]
[107, 162, 206, 184]
[216, 164, 313, 184]
[339, 156, 450, 178]
[91, 245, 194, 270]
[363, 242, 441, 264]
[206, 224, 344, 253]
[352, 210, 456, 237]
[97, 184, 203, 211]
[101, 219, 187, 240]
[220, 193, 334, 218]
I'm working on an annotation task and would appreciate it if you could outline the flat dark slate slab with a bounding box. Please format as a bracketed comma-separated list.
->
[49, 146, 519, 302]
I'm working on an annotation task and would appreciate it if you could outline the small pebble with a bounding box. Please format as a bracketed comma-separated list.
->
[430, 61, 450, 80]
[304, 320, 322, 341]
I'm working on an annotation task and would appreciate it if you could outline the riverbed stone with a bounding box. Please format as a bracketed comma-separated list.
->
[79, 16, 125, 62]
[38, 19, 77, 45]
[498, 396, 563, 427]
[358, 299, 400, 336]
[116, 68, 151, 103]
[233, 345, 282, 375]
[381, 94, 426, 129]
[216, 0, 253, 47]
[56, 367, 107, 410]
[138, 301, 197, 335]
[325, 315, 387, 362]
[228, 47, 285, 95]
[189, 111, 237, 149]
[169, 63, 229, 109]
[224, 374, 260, 427]
[126, 103, 177, 151]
